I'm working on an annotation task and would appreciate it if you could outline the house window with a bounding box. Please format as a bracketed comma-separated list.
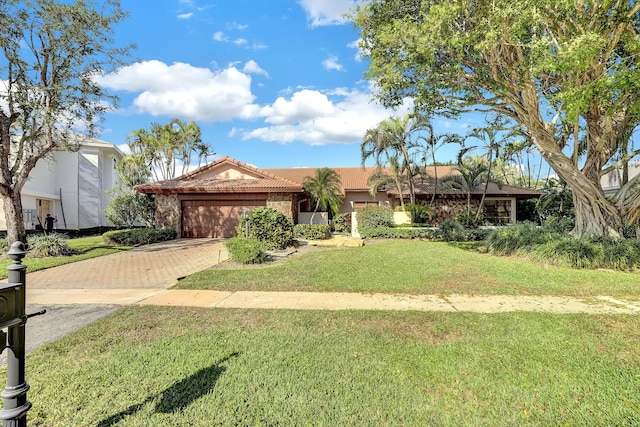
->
[353, 201, 379, 211]
[484, 200, 511, 224]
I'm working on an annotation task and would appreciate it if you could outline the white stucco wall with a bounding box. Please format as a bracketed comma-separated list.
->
[0, 139, 122, 232]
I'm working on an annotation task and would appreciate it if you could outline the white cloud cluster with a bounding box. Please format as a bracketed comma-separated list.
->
[242, 60, 268, 77]
[177, 12, 193, 19]
[97, 60, 256, 121]
[298, 0, 358, 27]
[98, 60, 411, 145]
[322, 55, 344, 71]
[244, 88, 412, 145]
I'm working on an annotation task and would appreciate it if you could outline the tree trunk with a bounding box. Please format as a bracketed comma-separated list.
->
[530, 133, 624, 237]
[2, 190, 27, 245]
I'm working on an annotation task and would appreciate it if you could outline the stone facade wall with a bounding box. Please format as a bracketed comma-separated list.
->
[154, 194, 181, 231]
[430, 198, 480, 226]
[267, 193, 296, 223]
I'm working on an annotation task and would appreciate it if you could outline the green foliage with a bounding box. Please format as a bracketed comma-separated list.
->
[126, 119, 210, 181]
[103, 228, 176, 246]
[488, 225, 640, 270]
[455, 211, 484, 228]
[225, 237, 267, 264]
[105, 191, 155, 228]
[529, 237, 603, 269]
[333, 213, 351, 233]
[294, 224, 332, 240]
[406, 203, 433, 224]
[439, 219, 466, 242]
[237, 207, 293, 250]
[537, 179, 575, 230]
[0, 238, 7, 254]
[303, 168, 343, 217]
[26, 233, 73, 258]
[487, 223, 553, 255]
[358, 226, 436, 239]
[357, 206, 394, 230]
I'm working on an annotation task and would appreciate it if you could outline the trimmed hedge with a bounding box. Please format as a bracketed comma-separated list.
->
[237, 207, 293, 250]
[103, 228, 176, 246]
[225, 237, 267, 264]
[294, 224, 332, 240]
[358, 226, 437, 240]
[356, 206, 393, 230]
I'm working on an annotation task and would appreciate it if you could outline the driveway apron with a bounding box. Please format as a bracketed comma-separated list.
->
[25, 238, 228, 304]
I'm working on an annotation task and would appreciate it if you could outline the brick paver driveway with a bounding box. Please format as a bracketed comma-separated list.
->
[27, 238, 226, 289]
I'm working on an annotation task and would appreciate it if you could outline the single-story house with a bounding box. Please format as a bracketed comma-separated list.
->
[135, 156, 541, 238]
[0, 137, 123, 233]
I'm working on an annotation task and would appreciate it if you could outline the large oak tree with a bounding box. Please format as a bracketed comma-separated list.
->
[354, 0, 640, 237]
[0, 0, 131, 244]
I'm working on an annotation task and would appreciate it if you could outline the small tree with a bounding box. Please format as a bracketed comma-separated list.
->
[0, 0, 132, 244]
[303, 168, 343, 224]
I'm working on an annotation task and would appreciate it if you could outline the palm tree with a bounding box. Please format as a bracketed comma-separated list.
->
[361, 114, 431, 208]
[416, 130, 462, 207]
[441, 153, 491, 222]
[466, 127, 503, 222]
[303, 168, 343, 224]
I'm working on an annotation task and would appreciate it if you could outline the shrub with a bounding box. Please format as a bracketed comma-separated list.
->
[589, 236, 640, 270]
[103, 228, 176, 246]
[543, 216, 574, 233]
[487, 223, 553, 255]
[333, 213, 351, 233]
[225, 237, 267, 264]
[406, 203, 433, 224]
[356, 206, 393, 230]
[27, 233, 72, 258]
[439, 219, 466, 242]
[294, 224, 332, 240]
[528, 237, 603, 269]
[237, 207, 293, 250]
[0, 238, 7, 254]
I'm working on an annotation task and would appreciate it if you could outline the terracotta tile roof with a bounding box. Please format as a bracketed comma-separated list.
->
[265, 165, 460, 193]
[134, 156, 539, 198]
[135, 156, 303, 194]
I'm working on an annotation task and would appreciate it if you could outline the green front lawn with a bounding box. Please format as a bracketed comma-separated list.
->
[25, 307, 640, 426]
[0, 236, 131, 279]
[177, 241, 639, 297]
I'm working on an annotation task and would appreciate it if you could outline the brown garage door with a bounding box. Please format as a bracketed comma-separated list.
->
[181, 199, 266, 238]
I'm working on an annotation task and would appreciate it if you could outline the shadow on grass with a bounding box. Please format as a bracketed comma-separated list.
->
[97, 352, 240, 427]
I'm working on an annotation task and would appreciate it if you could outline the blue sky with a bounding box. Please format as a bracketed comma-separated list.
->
[96, 0, 475, 169]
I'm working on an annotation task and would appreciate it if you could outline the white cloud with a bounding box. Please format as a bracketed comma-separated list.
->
[298, 0, 358, 27]
[242, 88, 413, 145]
[177, 12, 193, 19]
[347, 39, 366, 62]
[234, 38, 247, 45]
[242, 60, 268, 77]
[213, 31, 227, 42]
[322, 55, 344, 72]
[228, 21, 248, 30]
[97, 60, 257, 121]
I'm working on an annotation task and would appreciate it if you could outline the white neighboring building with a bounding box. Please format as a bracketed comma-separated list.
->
[601, 161, 640, 196]
[0, 137, 123, 232]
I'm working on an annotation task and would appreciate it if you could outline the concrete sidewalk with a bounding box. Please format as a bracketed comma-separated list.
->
[136, 290, 640, 314]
